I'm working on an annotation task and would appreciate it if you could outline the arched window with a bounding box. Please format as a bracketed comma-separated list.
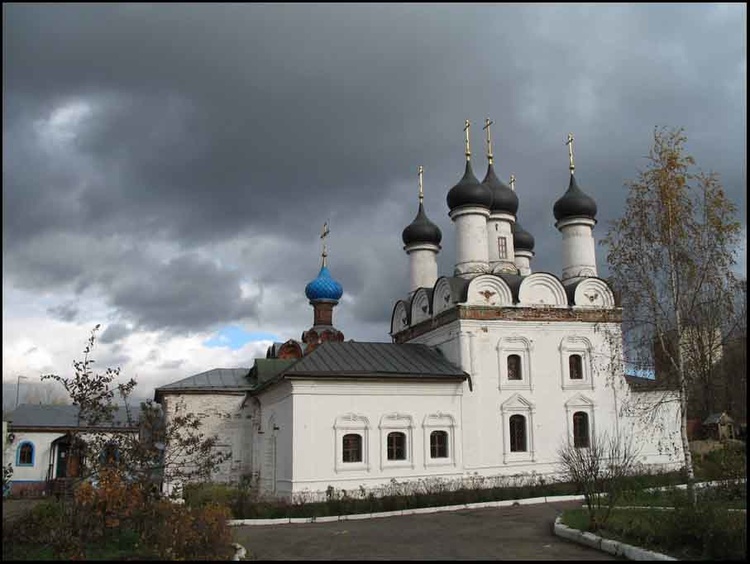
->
[17, 441, 35, 466]
[387, 432, 406, 461]
[342, 433, 362, 463]
[569, 354, 583, 380]
[507, 354, 522, 381]
[101, 443, 120, 466]
[573, 411, 590, 448]
[430, 430, 448, 458]
[509, 415, 527, 452]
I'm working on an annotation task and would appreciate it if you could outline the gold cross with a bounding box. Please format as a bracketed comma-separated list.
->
[483, 118, 494, 164]
[418, 166, 424, 203]
[566, 132, 575, 173]
[320, 221, 329, 266]
[464, 119, 471, 161]
[509, 174, 516, 191]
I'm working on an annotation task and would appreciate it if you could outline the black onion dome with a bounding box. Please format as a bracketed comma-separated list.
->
[446, 161, 492, 211]
[402, 202, 442, 246]
[482, 163, 518, 215]
[512, 221, 535, 251]
[553, 174, 598, 221]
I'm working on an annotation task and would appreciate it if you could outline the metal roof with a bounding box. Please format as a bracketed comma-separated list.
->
[282, 341, 467, 379]
[156, 368, 252, 391]
[704, 412, 734, 425]
[7, 404, 141, 430]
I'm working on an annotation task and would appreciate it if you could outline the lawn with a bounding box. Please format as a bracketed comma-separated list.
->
[561, 482, 747, 560]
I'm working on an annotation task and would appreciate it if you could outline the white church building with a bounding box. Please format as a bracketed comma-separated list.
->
[154, 123, 682, 499]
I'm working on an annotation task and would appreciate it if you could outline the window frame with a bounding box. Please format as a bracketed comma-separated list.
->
[559, 336, 594, 390]
[497, 336, 533, 392]
[569, 354, 583, 380]
[497, 236, 508, 259]
[507, 354, 523, 381]
[509, 414, 527, 453]
[334, 414, 370, 472]
[379, 413, 414, 470]
[342, 433, 363, 463]
[16, 441, 35, 467]
[386, 431, 407, 461]
[429, 430, 449, 459]
[573, 411, 590, 448]
[500, 394, 535, 464]
[423, 413, 457, 468]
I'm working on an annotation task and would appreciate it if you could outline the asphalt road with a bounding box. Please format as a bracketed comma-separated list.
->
[231, 500, 620, 560]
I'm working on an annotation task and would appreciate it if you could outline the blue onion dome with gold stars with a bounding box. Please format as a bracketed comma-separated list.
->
[512, 221, 535, 251]
[402, 202, 442, 246]
[553, 174, 598, 221]
[305, 265, 343, 302]
[482, 163, 518, 215]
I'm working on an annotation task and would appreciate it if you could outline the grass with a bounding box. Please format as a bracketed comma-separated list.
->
[561, 482, 747, 560]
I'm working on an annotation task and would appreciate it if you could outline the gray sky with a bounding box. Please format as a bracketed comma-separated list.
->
[3, 4, 746, 401]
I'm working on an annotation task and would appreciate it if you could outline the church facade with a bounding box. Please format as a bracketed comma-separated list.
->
[155, 123, 682, 499]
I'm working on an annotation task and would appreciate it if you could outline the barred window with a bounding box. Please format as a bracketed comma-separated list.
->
[509, 415, 527, 452]
[498, 237, 508, 259]
[573, 412, 590, 448]
[342, 433, 362, 462]
[429, 430, 448, 458]
[387, 432, 406, 461]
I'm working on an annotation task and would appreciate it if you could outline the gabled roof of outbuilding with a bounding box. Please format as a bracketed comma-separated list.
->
[7, 404, 141, 430]
[156, 368, 252, 392]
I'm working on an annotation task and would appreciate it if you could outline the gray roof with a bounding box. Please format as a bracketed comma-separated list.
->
[704, 412, 734, 425]
[7, 404, 141, 430]
[282, 342, 467, 379]
[156, 368, 252, 392]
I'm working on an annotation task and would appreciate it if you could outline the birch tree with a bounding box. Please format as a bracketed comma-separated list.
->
[602, 126, 742, 503]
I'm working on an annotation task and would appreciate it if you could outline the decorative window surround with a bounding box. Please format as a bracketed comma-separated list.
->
[500, 394, 535, 464]
[379, 413, 414, 470]
[497, 336, 534, 392]
[334, 413, 370, 473]
[559, 336, 594, 390]
[423, 412, 457, 468]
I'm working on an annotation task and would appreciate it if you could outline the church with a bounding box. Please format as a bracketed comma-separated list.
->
[154, 121, 682, 499]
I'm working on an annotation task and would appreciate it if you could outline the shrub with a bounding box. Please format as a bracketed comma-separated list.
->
[183, 482, 240, 509]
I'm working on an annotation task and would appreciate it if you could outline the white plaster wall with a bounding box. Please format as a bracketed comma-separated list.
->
[3, 431, 64, 483]
[253, 381, 294, 497]
[514, 251, 533, 276]
[557, 219, 598, 280]
[450, 207, 490, 277]
[160, 392, 250, 494]
[406, 244, 439, 293]
[409, 317, 681, 480]
[620, 389, 683, 470]
[487, 214, 515, 271]
[287, 379, 464, 496]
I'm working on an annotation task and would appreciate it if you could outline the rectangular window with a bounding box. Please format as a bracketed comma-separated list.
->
[342, 433, 363, 462]
[569, 355, 583, 380]
[430, 430, 448, 458]
[387, 432, 406, 460]
[497, 237, 507, 259]
[507, 355, 522, 381]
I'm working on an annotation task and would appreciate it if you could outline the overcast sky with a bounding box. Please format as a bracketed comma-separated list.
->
[3, 3, 746, 403]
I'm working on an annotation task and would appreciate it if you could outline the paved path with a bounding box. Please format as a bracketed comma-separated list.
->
[231, 500, 619, 560]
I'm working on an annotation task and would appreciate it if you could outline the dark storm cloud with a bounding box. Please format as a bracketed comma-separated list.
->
[48, 302, 79, 323]
[100, 323, 131, 344]
[3, 4, 745, 339]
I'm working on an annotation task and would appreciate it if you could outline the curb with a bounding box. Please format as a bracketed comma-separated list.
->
[553, 516, 676, 560]
[227, 494, 586, 526]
